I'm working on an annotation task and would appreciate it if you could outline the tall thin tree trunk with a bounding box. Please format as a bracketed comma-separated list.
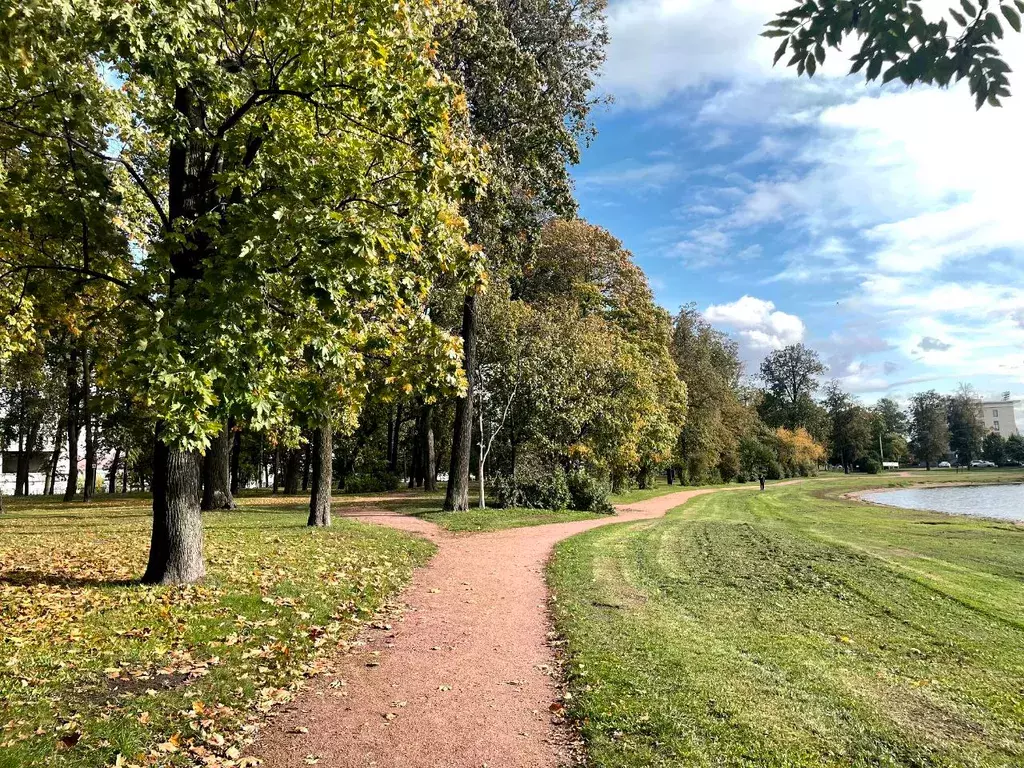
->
[201, 426, 235, 510]
[108, 448, 121, 494]
[408, 415, 421, 489]
[301, 439, 311, 491]
[388, 404, 403, 473]
[284, 447, 301, 495]
[423, 404, 436, 492]
[445, 293, 477, 511]
[15, 419, 26, 497]
[63, 347, 80, 502]
[122, 456, 128, 494]
[230, 423, 241, 495]
[46, 418, 63, 495]
[82, 348, 95, 501]
[143, 431, 205, 584]
[273, 445, 281, 494]
[478, 402, 485, 509]
[308, 426, 332, 527]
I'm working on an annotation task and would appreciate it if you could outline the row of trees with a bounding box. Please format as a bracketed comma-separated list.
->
[0, 0, 607, 582]
[4, 0, 1020, 580]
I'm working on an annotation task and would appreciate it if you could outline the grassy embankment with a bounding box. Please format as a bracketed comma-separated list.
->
[550, 471, 1024, 767]
[0, 493, 434, 768]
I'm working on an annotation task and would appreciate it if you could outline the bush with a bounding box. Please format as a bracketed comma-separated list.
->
[863, 458, 881, 475]
[567, 470, 614, 515]
[342, 472, 402, 494]
[736, 473, 748, 484]
[766, 460, 784, 481]
[494, 466, 571, 511]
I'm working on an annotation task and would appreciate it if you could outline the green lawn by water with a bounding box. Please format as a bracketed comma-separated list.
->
[549, 473, 1024, 767]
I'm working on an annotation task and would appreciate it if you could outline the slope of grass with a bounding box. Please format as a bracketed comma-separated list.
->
[549, 473, 1024, 768]
[0, 494, 434, 768]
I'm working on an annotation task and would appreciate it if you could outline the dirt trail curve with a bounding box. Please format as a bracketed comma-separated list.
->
[253, 485, 759, 768]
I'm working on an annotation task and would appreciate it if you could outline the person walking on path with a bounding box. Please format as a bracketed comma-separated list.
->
[759, 474, 766, 491]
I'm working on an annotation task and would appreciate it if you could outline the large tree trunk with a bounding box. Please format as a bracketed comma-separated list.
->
[108, 447, 121, 494]
[308, 427, 333, 527]
[82, 348, 95, 501]
[142, 84, 215, 584]
[122, 455, 128, 494]
[230, 423, 241, 495]
[444, 293, 477, 511]
[143, 432, 205, 584]
[201, 426, 235, 510]
[63, 347, 81, 502]
[283, 447, 301, 495]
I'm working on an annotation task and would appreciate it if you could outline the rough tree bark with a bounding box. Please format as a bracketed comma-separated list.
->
[142, 85, 216, 584]
[143, 432, 205, 584]
[444, 293, 477, 511]
[63, 345, 81, 502]
[201, 426, 236, 510]
[308, 426, 332, 527]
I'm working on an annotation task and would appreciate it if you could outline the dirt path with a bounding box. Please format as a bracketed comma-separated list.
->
[252, 487, 741, 767]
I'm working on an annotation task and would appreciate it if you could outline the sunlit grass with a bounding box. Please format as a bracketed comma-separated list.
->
[550, 472, 1024, 767]
[0, 494, 434, 768]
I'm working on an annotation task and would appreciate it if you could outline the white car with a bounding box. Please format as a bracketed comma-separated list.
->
[937, 461, 951, 468]
[970, 460, 996, 468]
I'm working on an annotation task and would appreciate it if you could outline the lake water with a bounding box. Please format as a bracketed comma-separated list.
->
[861, 484, 1024, 522]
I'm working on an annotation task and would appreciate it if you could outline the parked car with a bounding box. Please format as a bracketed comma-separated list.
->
[938, 461, 951, 468]
[969, 460, 996, 468]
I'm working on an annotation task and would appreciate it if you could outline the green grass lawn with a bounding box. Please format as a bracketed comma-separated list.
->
[416, 506, 606, 532]
[0, 494, 434, 768]
[549, 472, 1024, 767]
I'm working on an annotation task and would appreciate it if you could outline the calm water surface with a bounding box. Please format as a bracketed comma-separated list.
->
[862, 483, 1024, 522]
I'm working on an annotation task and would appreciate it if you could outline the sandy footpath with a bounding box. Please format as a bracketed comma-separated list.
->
[251, 486, 741, 768]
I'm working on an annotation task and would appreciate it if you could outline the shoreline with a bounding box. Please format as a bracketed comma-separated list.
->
[844, 481, 1024, 524]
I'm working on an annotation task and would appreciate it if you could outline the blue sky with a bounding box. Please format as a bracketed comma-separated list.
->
[570, 0, 1024, 410]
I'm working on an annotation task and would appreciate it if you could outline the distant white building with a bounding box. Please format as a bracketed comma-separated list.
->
[0, 439, 106, 496]
[981, 396, 1019, 437]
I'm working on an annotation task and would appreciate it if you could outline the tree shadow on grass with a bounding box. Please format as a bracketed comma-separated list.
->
[0, 570, 138, 588]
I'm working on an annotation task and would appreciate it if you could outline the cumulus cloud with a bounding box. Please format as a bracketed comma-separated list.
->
[601, 0, 781, 108]
[704, 295, 805, 353]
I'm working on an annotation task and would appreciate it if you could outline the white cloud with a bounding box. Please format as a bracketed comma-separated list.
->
[601, 0, 782, 108]
[704, 295, 805, 355]
[593, 0, 1024, 393]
